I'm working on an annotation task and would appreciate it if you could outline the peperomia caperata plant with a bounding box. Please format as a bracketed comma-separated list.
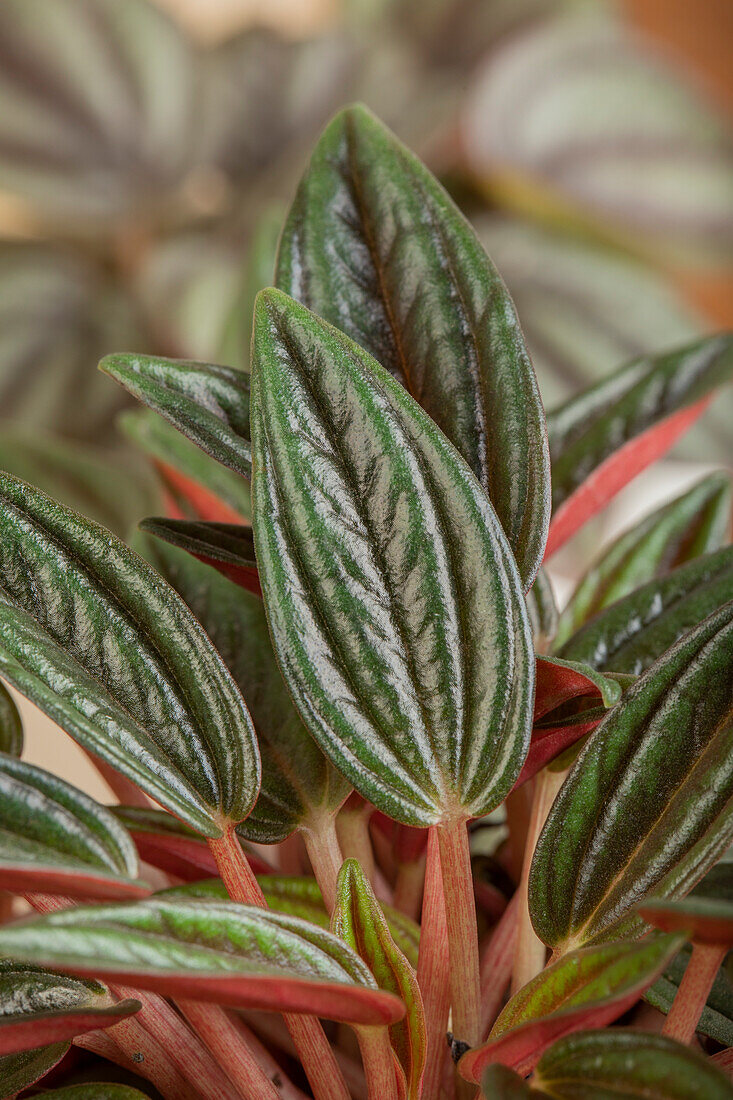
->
[0, 104, 732, 1100]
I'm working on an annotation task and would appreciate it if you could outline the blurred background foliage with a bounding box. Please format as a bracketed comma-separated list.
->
[0, 0, 731, 536]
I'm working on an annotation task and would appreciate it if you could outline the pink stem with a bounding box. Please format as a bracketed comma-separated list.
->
[180, 1001, 281, 1100]
[662, 942, 726, 1044]
[480, 891, 520, 1037]
[226, 1009, 310, 1100]
[302, 812, 344, 914]
[418, 828, 451, 1100]
[437, 820, 481, 1047]
[712, 1047, 733, 1078]
[356, 1026, 399, 1100]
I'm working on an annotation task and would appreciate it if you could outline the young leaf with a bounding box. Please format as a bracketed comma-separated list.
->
[332, 860, 425, 1098]
[459, 935, 681, 1082]
[0, 1043, 69, 1099]
[141, 535, 350, 844]
[534, 656, 624, 719]
[0, 898, 405, 1026]
[139, 517, 260, 595]
[545, 335, 733, 556]
[250, 288, 534, 826]
[0, 682, 22, 757]
[530, 601, 733, 953]
[119, 409, 251, 523]
[532, 1030, 733, 1100]
[555, 472, 732, 646]
[276, 103, 550, 588]
[102, 355, 252, 479]
[0, 473, 260, 837]
[0, 961, 140, 1055]
[557, 546, 733, 675]
[0, 753, 146, 900]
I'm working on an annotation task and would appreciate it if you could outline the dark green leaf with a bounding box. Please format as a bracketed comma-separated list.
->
[0, 683, 22, 757]
[0, 898, 405, 1025]
[141, 535, 349, 843]
[557, 546, 733, 675]
[480, 1063, 540, 1098]
[526, 569, 558, 653]
[40, 1087, 152, 1099]
[333, 860, 425, 1097]
[530, 601, 733, 951]
[0, 1043, 69, 1099]
[645, 943, 733, 1047]
[532, 1030, 733, 1099]
[0, 473, 260, 836]
[251, 288, 534, 825]
[0, 753, 146, 899]
[555, 472, 732, 647]
[276, 103, 550, 588]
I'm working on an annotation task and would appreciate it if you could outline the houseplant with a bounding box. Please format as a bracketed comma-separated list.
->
[0, 104, 732, 1099]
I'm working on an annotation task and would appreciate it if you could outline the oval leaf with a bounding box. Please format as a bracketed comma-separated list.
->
[533, 1030, 733, 1100]
[545, 335, 733, 556]
[0, 961, 140, 1055]
[276, 103, 550, 588]
[0, 753, 145, 900]
[530, 601, 733, 952]
[139, 517, 260, 595]
[0, 473, 260, 836]
[0, 898, 405, 1026]
[333, 860, 425, 1098]
[0, 682, 22, 757]
[251, 287, 534, 826]
[555, 472, 732, 647]
[557, 546, 733, 675]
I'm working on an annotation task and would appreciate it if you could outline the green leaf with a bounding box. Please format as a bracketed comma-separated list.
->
[0, 961, 140, 1055]
[459, 935, 681, 1082]
[0, 473, 260, 836]
[276, 103, 550, 588]
[0, 753, 146, 900]
[0, 898, 405, 1026]
[555, 472, 732, 647]
[526, 569, 558, 652]
[0, 683, 22, 757]
[39, 1087, 152, 1099]
[101, 354, 252, 482]
[557, 546, 733, 675]
[332, 860, 425, 1097]
[480, 1063, 539, 1099]
[251, 288, 534, 825]
[0, 1043, 69, 1099]
[546, 335, 733, 555]
[141, 535, 350, 843]
[532, 1030, 733, 1099]
[640, 896, 733, 946]
[530, 601, 733, 952]
[645, 943, 733, 1047]
[139, 517, 259, 594]
[119, 409, 251, 522]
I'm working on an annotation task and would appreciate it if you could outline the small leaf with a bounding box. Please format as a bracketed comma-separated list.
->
[0, 753, 146, 900]
[141, 535, 350, 844]
[640, 897, 733, 946]
[545, 335, 733, 556]
[0, 961, 140, 1055]
[557, 546, 733, 675]
[0, 1043, 69, 1099]
[139, 517, 260, 596]
[120, 409, 251, 523]
[530, 601, 733, 952]
[276, 103, 550, 588]
[532, 1030, 733, 1099]
[0, 473, 260, 836]
[0, 898, 405, 1026]
[0, 683, 22, 757]
[102, 354, 252, 479]
[332, 860, 425, 1097]
[459, 935, 681, 1081]
[251, 288, 534, 826]
[555, 472, 732, 647]
[534, 656, 624, 719]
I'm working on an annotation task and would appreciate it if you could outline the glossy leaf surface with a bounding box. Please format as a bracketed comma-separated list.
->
[533, 1030, 733, 1100]
[0, 473, 259, 836]
[142, 536, 349, 843]
[0, 753, 145, 899]
[0, 898, 405, 1025]
[557, 546, 733, 675]
[276, 103, 550, 588]
[640, 897, 733, 946]
[333, 860, 425, 1097]
[140, 517, 260, 596]
[0, 683, 22, 757]
[531, 601, 733, 951]
[0, 1043, 69, 1099]
[0, 961, 140, 1055]
[460, 935, 680, 1082]
[556, 472, 732, 647]
[251, 288, 534, 825]
[545, 335, 733, 556]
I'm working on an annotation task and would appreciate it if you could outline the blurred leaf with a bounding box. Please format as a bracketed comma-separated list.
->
[530, 601, 733, 951]
[0, 683, 22, 757]
[0, 753, 146, 900]
[526, 569, 558, 652]
[40, 1088, 152, 1099]
[480, 1064, 539, 1098]
[462, 14, 733, 265]
[640, 896, 733, 946]
[0, 898, 405, 1025]
[217, 206, 282, 371]
[0, 1043, 69, 1099]
[139, 517, 259, 595]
